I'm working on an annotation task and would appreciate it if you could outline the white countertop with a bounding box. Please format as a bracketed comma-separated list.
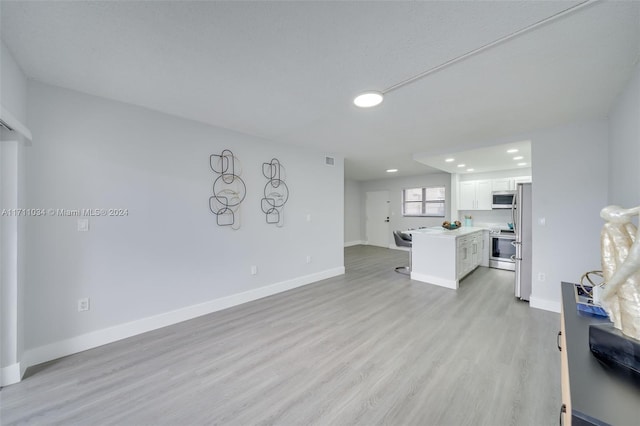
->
[405, 226, 487, 238]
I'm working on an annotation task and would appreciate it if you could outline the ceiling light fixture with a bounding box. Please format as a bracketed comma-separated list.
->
[457, 164, 466, 168]
[352, 0, 594, 107]
[386, 168, 398, 173]
[353, 91, 384, 108]
[445, 158, 455, 162]
[518, 162, 527, 166]
[507, 149, 519, 153]
[467, 168, 475, 172]
[513, 156, 524, 160]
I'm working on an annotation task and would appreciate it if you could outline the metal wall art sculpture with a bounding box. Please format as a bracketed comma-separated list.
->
[209, 149, 246, 229]
[261, 158, 289, 227]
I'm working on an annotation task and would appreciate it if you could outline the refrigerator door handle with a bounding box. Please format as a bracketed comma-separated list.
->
[511, 190, 518, 229]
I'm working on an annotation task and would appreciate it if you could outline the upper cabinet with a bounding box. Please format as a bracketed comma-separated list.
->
[459, 180, 492, 210]
[490, 176, 532, 192]
[460, 176, 531, 211]
[491, 178, 512, 192]
[513, 176, 532, 185]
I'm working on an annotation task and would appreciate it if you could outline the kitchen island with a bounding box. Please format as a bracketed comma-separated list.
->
[407, 227, 488, 289]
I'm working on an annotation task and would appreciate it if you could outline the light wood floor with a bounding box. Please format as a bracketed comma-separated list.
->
[1, 245, 560, 425]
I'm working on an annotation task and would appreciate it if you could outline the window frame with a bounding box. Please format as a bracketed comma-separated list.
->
[402, 186, 446, 217]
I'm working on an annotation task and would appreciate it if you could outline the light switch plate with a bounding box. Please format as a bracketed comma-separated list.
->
[78, 297, 90, 311]
[77, 219, 89, 232]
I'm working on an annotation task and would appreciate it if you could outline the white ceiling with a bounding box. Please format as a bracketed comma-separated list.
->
[415, 140, 532, 175]
[1, 1, 639, 181]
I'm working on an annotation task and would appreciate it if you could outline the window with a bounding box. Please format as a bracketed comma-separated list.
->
[402, 186, 445, 217]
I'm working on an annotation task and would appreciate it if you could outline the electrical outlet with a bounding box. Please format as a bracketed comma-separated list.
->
[306, 255, 312, 264]
[251, 265, 258, 275]
[78, 297, 90, 312]
[538, 273, 546, 282]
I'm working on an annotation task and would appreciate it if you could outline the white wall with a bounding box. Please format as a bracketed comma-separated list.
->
[530, 120, 609, 312]
[458, 208, 513, 227]
[24, 81, 344, 361]
[344, 179, 362, 245]
[608, 62, 640, 209]
[1, 40, 27, 123]
[0, 40, 28, 385]
[360, 173, 451, 246]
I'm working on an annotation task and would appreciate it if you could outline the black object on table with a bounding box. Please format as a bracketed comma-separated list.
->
[589, 323, 640, 378]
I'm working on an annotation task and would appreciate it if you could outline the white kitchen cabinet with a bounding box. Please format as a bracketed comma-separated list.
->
[513, 176, 532, 185]
[475, 180, 492, 210]
[471, 233, 481, 268]
[480, 230, 490, 267]
[491, 176, 532, 192]
[456, 231, 483, 280]
[492, 178, 513, 192]
[411, 228, 484, 289]
[458, 180, 491, 210]
[456, 236, 471, 279]
[458, 182, 476, 210]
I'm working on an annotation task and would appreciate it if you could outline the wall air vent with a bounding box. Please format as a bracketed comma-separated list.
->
[325, 156, 335, 166]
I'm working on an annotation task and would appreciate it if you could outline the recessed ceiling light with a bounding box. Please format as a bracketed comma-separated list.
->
[467, 168, 474, 172]
[457, 164, 466, 168]
[386, 168, 398, 173]
[354, 91, 384, 108]
[513, 156, 524, 160]
[517, 162, 527, 166]
[507, 149, 519, 153]
[445, 158, 455, 162]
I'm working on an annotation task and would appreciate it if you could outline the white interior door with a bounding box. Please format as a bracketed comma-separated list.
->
[366, 191, 390, 248]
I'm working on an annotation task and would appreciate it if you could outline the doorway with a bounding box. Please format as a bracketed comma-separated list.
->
[365, 190, 390, 248]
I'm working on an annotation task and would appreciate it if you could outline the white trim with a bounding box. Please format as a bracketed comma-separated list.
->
[389, 245, 410, 251]
[0, 106, 32, 142]
[529, 295, 561, 313]
[22, 267, 345, 370]
[410, 272, 458, 289]
[1, 362, 22, 386]
[344, 240, 364, 247]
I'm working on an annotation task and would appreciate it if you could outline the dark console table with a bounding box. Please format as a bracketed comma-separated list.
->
[560, 282, 640, 425]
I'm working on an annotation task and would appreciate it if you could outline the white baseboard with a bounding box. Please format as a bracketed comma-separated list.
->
[529, 295, 561, 313]
[410, 272, 458, 289]
[344, 240, 364, 247]
[1, 362, 21, 387]
[22, 267, 345, 374]
[389, 244, 410, 251]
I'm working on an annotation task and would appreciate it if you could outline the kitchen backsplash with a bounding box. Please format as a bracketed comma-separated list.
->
[458, 209, 512, 226]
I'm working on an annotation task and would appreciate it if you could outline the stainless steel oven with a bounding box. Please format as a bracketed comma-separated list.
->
[489, 231, 516, 271]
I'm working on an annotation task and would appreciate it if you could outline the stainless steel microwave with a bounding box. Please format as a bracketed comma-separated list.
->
[492, 191, 516, 209]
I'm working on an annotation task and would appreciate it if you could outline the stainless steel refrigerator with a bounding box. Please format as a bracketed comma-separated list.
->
[513, 182, 532, 301]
